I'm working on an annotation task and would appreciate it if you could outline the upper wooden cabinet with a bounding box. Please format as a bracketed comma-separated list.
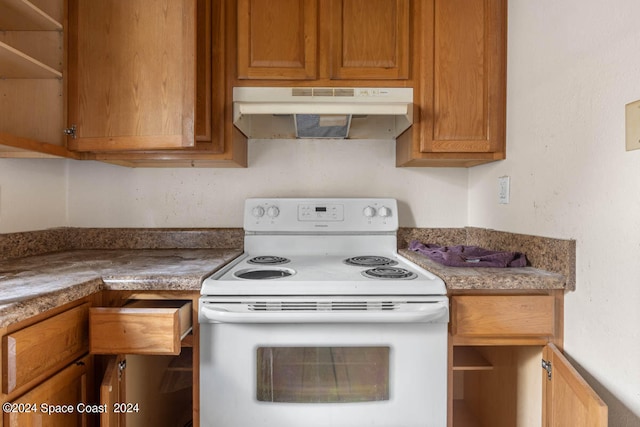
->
[397, 0, 507, 167]
[237, 0, 318, 80]
[235, 0, 410, 82]
[0, 0, 247, 166]
[0, 0, 80, 159]
[66, 0, 196, 152]
[78, 0, 248, 167]
[327, 0, 409, 80]
[1, 0, 504, 167]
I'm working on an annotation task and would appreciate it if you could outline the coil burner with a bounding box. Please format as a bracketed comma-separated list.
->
[343, 256, 398, 267]
[362, 267, 417, 280]
[247, 256, 291, 265]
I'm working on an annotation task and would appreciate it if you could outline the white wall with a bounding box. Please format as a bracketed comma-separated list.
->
[468, 0, 640, 424]
[66, 139, 468, 228]
[0, 159, 68, 233]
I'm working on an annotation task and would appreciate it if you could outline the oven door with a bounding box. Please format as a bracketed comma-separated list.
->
[199, 297, 448, 427]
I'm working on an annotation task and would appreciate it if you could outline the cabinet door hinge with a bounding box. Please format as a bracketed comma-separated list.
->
[541, 359, 552, 380]
[63, 124, 77, 139]
[118, 358, 126, 381]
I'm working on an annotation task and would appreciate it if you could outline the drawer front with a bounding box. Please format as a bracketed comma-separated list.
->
[90, 300, 192, 355]
[451, 295, 555, 338]
[2, 303, 90, 394]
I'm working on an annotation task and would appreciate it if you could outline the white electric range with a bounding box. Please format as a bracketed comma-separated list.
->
[199, 198, 448, 427]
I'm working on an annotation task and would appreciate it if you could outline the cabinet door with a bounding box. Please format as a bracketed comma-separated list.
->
[328, 0, 409, 80]
[66, 0, 196, 151]
[542, 344, 607, 427]
[3, 356, 91, 427]
[237, 0, 318, 80]
[398, 0, 507, 166]
[425, 0, 506, 154]
[101, 355, 127, 427]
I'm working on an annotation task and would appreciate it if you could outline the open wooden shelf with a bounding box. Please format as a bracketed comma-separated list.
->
[0, 0, 62, 30]
[452, 347, 494, 371]
[0, 41, 62, 78]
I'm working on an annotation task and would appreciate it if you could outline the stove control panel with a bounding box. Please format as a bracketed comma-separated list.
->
[299, 203, 344, 221]
[245, 198, 398, 232]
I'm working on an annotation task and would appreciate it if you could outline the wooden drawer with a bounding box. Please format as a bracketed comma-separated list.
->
[89, 300, 192, 355]
[2, 303, 90, 394]
[451, 295, 555, 339]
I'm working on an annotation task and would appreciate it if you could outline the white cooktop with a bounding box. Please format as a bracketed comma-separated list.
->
[201, 198, 446, 296]
[203, 253, 446, 296]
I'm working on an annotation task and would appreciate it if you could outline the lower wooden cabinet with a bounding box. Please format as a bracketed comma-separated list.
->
[3, 355, 93, 427]
[91, 294, 198, 427]
[449, 294, 607, 427]
[0, 299, 97, 427]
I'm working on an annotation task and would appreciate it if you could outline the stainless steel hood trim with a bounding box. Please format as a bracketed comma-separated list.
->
[233, 87, 413, 140]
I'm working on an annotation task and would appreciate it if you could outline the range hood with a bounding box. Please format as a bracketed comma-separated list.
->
[233, 87, 413, 140]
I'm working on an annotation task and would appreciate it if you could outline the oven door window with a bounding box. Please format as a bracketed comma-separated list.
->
[256, 347, 390, 403]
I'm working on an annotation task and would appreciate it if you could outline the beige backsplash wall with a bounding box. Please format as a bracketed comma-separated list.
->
[0, 159, 68, 233]
[64, 139, 469, 229]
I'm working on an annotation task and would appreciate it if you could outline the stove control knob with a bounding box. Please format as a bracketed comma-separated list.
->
[251, 206, 265, 218]
[363, 206, 377, 218]
[378, 206, 392, 218]
[266, 206, 280, 218]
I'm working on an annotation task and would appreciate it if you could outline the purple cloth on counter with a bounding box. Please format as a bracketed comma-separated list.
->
[408, 241, 527, 268]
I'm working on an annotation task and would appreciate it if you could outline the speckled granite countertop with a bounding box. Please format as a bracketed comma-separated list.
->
[399, 249, 566, 291]
[0, 226, 575, 327]
[0, 248, 242, 328]
[398, 227, 574, 291]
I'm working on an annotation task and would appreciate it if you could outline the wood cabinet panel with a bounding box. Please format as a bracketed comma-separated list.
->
[428, 0, 505, 153]
[2, 303, 89, 394]
[196, 0, 212, 141]
[3, 355, 91, 427]
[79, 0, 248, 167]
[542, 345, 608, 427]
[433, 0, 486, 143]
[89, 300, 192, 355]
[237, 0, 318, 79]
[100, 355, 126, 427]
[235, 0, 409, 82]
[66, 0, 196, 151]
[451, 295, 555, 342]
[328, 0, 409, 80]
[396, 0, 507, 167]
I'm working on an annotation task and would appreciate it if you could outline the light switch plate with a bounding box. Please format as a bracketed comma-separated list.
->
[498, 176, 510, 204]
[625, 99, 640, 151]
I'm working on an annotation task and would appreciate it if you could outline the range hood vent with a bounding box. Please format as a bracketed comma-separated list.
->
[233, 87, 413, 140]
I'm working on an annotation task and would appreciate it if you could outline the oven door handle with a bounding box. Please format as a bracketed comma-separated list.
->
[200, 303, 448, 324]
